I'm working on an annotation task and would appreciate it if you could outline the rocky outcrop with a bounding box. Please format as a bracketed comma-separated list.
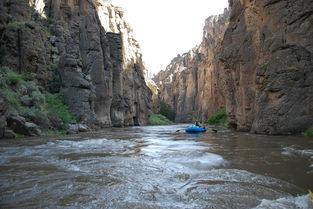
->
[66, 123, 90, 135]
[153, 10, 229, 122]
[0, 92, 7, 138]
[146, 79, 161, 112]
[0, 0, 152, 138]
[0, 0, 52, 86]
[48, 0, 152, 127]
[154, 0, 313, 135]
[220, 0, 313, 134]
[7, 115, 42, 136]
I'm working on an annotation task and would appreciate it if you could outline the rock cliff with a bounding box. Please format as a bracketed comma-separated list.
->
[153, 9, 229, 123]
[221, 0, 313, 134]
[154, 0, 313, 134]
[0, 0, 152, 137]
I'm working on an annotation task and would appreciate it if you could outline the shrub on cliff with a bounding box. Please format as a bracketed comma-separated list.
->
[303, 128, 313, 137]
[207, 108, 227, 126]
[45, 93, 76, 126]
[148, 114, 174, 125]
[159, 101, 175, 121]
[0, 66, 75, 133]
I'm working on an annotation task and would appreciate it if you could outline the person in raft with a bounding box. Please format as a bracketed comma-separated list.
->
[195, 120, 206, 129]
[195, 120, 201, 127]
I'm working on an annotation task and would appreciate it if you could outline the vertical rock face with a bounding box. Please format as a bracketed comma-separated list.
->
[0, 0, 152, 130]
[0, 93, 7, 138]
[155, 0, 313, 135]
[153, 10, 229, 122]
[0, 0, 51, 86]
[221, 0, 313, 134]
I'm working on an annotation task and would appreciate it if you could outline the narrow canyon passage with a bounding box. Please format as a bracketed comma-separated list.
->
[1, 125, 312, 208]
[0, 0, 313, 208]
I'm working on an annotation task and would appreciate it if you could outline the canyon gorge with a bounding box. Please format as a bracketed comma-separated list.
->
[1, 1, 313, 208]
[0, 0, 313, 138]
[0, 0, 152, 138]
[153, 0, 313, 135]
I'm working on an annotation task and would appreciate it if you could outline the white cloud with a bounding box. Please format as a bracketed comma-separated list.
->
[112, 0, 228, 74]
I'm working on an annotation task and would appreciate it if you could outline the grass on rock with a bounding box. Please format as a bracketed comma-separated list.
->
[207, 108, 227, 126]
[148, 114, 174, 125]
[303, 128, 313, 137]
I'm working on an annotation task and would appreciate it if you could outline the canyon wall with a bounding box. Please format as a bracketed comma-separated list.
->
[153, 9, 229, 123]
[0, 0, 152, 137]
[221, 0, 313, 134]
[154, 0, 313, 134]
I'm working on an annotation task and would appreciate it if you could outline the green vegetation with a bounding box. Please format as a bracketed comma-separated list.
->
[148, 114, 174, 125]
[48, 71, 62, 90]
[7, 21, 26, 28]
[159, 101, 175, 121]
[0, 66, 35, 87]
[20, 107, 43, 118]
[303, 128, 313, 137]
[207, 108, 227, 126]
[287, 67, 299, 72]
[43, 129, 66, 137]
[261, 62, 269, 72]
[0, 66, 75, 131]
[270, 42, 283, 53]
[45, 93, 76, 126]
[15, 134, 25, 139]
[45, 17, 55, 36]
[290, 80, 297, 87]
[0, 88, 21, 112]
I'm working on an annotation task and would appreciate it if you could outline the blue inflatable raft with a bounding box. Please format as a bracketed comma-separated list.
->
[185, 125, 207, 133]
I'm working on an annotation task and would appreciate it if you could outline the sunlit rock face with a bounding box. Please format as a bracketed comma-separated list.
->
[29, 0, 47, 18]
[0, 0, 152, 128]
[221, 0, 313, 134]
[153, 9, 229, 123]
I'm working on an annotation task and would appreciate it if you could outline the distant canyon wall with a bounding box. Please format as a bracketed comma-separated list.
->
[0, 0, 152, 129]
[153, 9, 229, 123]
[154, 0, 313, 135]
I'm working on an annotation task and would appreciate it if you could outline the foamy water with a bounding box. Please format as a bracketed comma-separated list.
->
[0, 125, 312, 208]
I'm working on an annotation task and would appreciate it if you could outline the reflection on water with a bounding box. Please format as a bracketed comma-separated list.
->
[0, 124, 313, 208]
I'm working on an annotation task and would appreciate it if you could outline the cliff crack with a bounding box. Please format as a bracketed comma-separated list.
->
[287, 10, 313, 25]
[263, 0, 282, 7]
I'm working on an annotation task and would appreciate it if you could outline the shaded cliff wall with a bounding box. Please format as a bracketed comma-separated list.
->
[220, 0, 313, 134]
[153, 10, 229, 122]
[0, 0, 152, 130]
[155, 0, 313, 135]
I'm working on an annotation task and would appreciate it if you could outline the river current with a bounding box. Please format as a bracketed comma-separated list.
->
[0, 125, 313, 208]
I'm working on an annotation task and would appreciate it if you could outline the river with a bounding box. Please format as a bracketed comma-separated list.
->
[0, 124, 313, 208]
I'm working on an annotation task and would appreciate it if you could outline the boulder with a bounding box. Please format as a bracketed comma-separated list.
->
[66, 124, 90, 135]
[47, 112, 64, 130]
[7, 115, 41, 136]
[4, 130, 16, 139]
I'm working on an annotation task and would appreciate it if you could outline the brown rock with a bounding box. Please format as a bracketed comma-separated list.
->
[153, 10, 229, 123]
[50, 0, 152, 127]
[154, 0, 313, 135]
[0, 0, 152, 130]
[220, 0, 313, 134]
